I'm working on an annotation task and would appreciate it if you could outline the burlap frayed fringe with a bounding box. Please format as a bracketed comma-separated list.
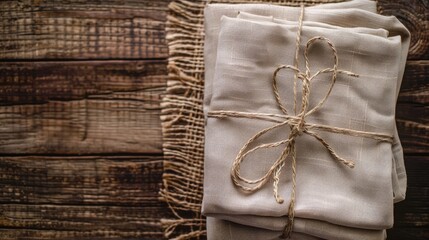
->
[159, 0, 344, 239]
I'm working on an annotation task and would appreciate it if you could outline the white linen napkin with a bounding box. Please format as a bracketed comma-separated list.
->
[202, 1, 409, 239]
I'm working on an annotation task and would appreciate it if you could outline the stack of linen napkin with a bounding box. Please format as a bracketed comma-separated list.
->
[202, 0, 410, 239]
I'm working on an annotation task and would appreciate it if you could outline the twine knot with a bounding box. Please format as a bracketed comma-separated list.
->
[291, 123, 305, 136]
[290, 114, 306, 135]
[207, 5, 393, 239]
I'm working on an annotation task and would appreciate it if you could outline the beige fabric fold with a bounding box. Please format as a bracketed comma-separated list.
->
[211, 214, 387, 240]
[204, 0, 378, 114]
[236, 6, 408, 205]
[202, 0, 409, 239]
[207, 216, 387, 240]
[207, 217, 322, 240]
[203, 0, 408, 206]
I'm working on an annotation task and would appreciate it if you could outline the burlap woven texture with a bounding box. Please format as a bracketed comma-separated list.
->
[159, 0, 406, 239]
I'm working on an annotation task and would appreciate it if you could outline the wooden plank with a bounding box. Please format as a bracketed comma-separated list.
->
[387, 156, 429, 240]
[387, 228, 429, 240]
[0, 229, 164, 240]
[0, 60, 167, 105]
[378, 0, 429, 60]
[396, 108, 429, 154]
[399, 61, 429, 105]
[0, 156, 164, 205]
[394, 157, 429, 227]
[0, 155, 169, 239]
[0, 0, 169, 60]
[0, 61, 166, 154]
[0, 98, 163, 154]
[0, 205, 166, 238]
[396, 61, 429, 154]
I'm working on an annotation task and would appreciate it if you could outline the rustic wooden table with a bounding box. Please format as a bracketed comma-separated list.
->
[0, 0, 427, 239]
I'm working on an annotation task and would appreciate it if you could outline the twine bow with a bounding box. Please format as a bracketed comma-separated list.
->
[207, 5, 394, 238]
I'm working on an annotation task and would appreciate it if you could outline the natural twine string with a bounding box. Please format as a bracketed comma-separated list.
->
[207, 4, 394, 239]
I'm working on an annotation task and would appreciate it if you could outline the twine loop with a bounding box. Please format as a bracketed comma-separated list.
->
[207, 5, 393, 239]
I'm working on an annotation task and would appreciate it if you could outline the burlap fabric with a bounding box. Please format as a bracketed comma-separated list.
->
[159, 0, 407, 239]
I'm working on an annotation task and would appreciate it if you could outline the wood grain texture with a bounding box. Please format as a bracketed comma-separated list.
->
[0, 155, 170, 240]
[387, 228, 429, 240]
[399, 61, 429, 105]
[378, 0, 429, 59]
[0, 98, 163, 154]
[387, 156, 429, 240]
[394, 157, 429, 228]
[0, 60, 167, 105]
[0, 0, 169, 59]
[0, 60, 166, 154]
[396, 61, 429, 154]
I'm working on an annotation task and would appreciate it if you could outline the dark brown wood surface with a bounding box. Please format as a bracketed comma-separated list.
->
[0, 0, 427, 239]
